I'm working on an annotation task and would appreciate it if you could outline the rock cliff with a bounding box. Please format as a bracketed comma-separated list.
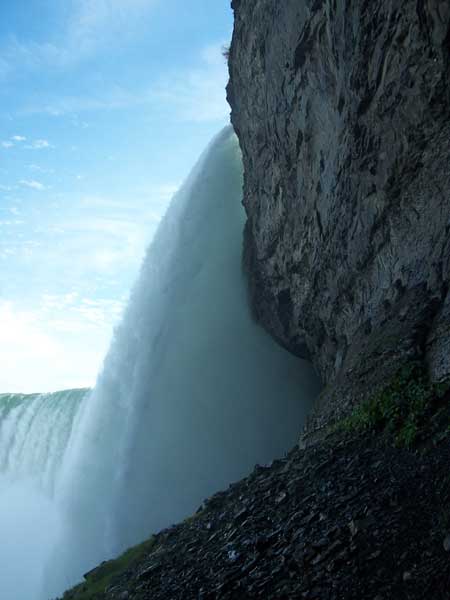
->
[227, 0, 450, 427]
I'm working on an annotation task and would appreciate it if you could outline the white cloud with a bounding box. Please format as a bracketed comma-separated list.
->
[151, 43, 230, 123]
[20, 179, 46, 191]
[72, 0, 157, 42]
[29, 164, 54, 174]
[0, 220, 24, 226]
[0, 300, 106, 393]
[0, 247, 16, 259]
[39, 293, 124, 329]
[22, 88, 143, 116]
[20, 42, 230, 123]
[25, 139, 51, 150]
[0, 56, 11, 81]
[2, 138, 52, 150]
[0, 178, 180, 392]
[79, 184, 179, 210]
[0, 301, 59, 360]
[0, 0, 158, 77]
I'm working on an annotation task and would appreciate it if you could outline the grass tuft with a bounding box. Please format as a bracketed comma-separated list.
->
[60, 536, 158, 600]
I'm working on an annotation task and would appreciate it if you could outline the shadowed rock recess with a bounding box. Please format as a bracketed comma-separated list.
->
[227, 0, 450, 433]
[59, 2, 450, 599]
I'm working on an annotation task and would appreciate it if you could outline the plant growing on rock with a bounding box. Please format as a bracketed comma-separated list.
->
[340, 362, 450, 448]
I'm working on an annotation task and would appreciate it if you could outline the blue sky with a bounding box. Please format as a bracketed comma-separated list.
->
[0, 0, 233, 392]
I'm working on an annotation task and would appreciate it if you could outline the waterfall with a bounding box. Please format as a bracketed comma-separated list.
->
[0, 390, 87, 599]
[1, 128, 320, 600]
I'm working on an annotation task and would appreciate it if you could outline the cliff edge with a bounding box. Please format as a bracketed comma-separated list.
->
[227, 0, 450, 431]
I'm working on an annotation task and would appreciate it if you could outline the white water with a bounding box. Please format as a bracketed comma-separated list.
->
[0, 390, 87, 599]
[1, 128, 320, 600]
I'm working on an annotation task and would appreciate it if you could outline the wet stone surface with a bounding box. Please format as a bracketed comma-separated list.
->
[63, 429, 450, 599]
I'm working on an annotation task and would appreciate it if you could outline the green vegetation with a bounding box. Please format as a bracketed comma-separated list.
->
[61, 536, 158, 600]
[339, 362, 450, 448]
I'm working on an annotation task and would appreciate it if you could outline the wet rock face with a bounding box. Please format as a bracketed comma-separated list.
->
[228, 0, 450, 419]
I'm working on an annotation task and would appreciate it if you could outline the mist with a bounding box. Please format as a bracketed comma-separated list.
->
[1, 129, 320, 600]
